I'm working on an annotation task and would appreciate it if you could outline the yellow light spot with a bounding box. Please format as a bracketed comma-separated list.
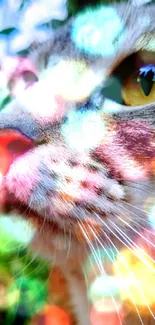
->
[113, 248, 155, 313]
[41, 60, 104, 102]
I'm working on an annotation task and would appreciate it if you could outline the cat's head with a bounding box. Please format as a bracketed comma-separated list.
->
[0, 2, 155, 247]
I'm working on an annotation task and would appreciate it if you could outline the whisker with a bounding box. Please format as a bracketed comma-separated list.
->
[12, 210, 47, 279]
[66, 228, 72, 260]
[114, 206, 155, 248]
[117, 215, 155, 247]
[93, 216, 155, 320]
[93, 213, 155, 270]
[100, 232, 146, 325]
[109, 220, 155, 266]
[116, 201, 154, 229]
[78, 221, 105, 277]
[124, 201, 152, 215]
[127, 183, 155, 195]
[77, 219, 120, 320]
[80, 223, 123, 325]
[117, 210, 154, 234]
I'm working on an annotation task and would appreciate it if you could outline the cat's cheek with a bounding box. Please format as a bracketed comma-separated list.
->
[96, 137, 149, 182]
[4, 154, 40, 205]
[120, 160, 148, 182]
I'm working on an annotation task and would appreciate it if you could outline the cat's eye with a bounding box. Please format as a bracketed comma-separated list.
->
[102, 51, 155, 106]
[122, 65, 155, 106]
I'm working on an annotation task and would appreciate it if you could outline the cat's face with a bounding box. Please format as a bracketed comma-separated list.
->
[0, 2, 155, 248]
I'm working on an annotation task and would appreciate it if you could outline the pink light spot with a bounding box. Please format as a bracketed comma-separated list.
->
[90, 307, 124, 325]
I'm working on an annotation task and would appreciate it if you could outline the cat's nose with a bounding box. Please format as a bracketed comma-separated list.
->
[0, 129, 34, 175]
[0, 56, 44, 142]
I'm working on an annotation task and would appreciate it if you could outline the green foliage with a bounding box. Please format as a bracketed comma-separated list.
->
[67, 0, 127, 15]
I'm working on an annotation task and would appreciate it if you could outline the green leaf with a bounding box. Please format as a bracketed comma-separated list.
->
[0, 28, 16, 35]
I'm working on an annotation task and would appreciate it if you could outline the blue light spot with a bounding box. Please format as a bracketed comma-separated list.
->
[71, 6, 126, 57]
[0, 216, 35, 245]
[148, 204, 155, 229]
[61, 110, 106, 151]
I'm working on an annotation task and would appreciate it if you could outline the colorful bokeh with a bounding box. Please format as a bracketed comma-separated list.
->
[71, 6, 126, 56]
[40, 60, 103, 102]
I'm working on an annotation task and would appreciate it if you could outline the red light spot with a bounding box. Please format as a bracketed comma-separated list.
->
[90, 307, 124, 325]
[46, 305, 71, 325]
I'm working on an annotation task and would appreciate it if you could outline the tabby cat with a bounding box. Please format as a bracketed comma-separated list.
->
[0, 1, 155, 324]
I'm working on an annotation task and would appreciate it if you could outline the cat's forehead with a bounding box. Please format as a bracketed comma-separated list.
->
[73, 3, 155, 58]
[41, 3, 155, 77]
[117, 3, 155, 39]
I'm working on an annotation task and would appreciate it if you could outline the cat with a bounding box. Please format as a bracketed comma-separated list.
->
[0, 1, 155, 324]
